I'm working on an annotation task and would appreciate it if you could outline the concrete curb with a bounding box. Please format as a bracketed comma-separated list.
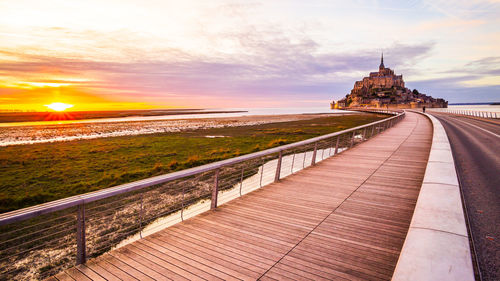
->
[392, 112, 475, 281]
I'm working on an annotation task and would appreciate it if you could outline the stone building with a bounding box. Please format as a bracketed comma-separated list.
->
[353, 54, 405, 90]
[334, 54, 447, 109]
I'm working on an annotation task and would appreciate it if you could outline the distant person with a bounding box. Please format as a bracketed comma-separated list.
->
[423, 106, 426, 113]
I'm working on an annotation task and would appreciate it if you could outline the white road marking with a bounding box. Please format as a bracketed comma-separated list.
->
[452, 117, 500, 138]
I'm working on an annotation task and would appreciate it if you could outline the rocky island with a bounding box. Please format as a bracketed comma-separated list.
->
[332, 54, 447, 109]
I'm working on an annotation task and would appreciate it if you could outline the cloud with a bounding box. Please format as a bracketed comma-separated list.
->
[422, 0, 500, 19]
[0, 26, 437, 109]
[464, 56, 500, 76]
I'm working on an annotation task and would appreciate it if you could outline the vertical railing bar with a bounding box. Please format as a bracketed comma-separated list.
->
[76, 203, 86, 265]
[311, 142, 318, 166]
[274, 150, 283, 183]
[139, 193, 143, 238]
[259, 159, 264, 187]
[302, 148, 306, 168]
[290, 149, 296, 174]
[350, 131, 355, 148]
[239, 165, 244, 197]
[334, 135, 340, 155]
[321, 142, 325, 160]
[181, 185, 185, 221]
[211, 168, 220, 209]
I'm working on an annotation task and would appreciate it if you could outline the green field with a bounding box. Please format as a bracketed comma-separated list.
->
[0, 113, 385, 213]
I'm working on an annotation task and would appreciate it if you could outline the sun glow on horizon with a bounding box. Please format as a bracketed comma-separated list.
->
[44, 102, 74, 112]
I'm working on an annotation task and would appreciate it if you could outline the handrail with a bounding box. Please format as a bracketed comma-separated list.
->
[0, 110, 402, 226]
[428, 108, 499, 119]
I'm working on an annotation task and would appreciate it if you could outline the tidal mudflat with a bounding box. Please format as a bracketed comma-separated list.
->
[0, 113, 347, 146]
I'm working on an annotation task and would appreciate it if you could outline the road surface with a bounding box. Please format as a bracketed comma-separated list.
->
[430, 112, 500, 281]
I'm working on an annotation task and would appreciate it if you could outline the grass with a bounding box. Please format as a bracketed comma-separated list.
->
[0, 113, 386, 213]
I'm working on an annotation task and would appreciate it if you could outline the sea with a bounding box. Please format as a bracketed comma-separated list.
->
[0, 107, 339, 128]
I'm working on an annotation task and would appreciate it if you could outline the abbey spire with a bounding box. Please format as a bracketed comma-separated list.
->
[379, 53, 385, 70]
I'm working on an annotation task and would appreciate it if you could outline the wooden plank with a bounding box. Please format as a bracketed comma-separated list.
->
[99, 253, 155, 281]
[124, 244, 201, 280]
[163, 227, 276, 267]
[82, 261, 121, 281]
[144, 236, 262, 280]
[169, 225, 283, 261]
[140, 238, 241, 281]
[131, 240, 228, 281]
[180, 219, 291, 254]
[273, 262, 335, 281]
[54, 271, 75, 281]
[109, 249, 175, 280]
[74, 265, 107, 281]
[64, 268, 91, 281]
[195, 217, 300, 247]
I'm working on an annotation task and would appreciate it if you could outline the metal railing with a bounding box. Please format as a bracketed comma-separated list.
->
[429, 108, 499, 119]
[0, 110, 404, 280]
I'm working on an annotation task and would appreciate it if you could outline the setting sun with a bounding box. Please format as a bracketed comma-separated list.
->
[44, 102, 74, 112]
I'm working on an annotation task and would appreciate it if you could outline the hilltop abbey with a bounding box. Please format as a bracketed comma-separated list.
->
[333, 54, 447, 109]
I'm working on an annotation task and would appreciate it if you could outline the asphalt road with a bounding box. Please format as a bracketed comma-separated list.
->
[430, 113, 499, 281]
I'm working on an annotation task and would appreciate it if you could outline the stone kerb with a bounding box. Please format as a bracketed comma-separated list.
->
[392, 112, 474, 281]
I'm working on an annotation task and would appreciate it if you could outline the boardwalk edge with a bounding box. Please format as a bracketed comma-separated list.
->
[392, 111, 475, 281]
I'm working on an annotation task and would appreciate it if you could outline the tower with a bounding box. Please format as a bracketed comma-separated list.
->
[379, 53, 385, 70]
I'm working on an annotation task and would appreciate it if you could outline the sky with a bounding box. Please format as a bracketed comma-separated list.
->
[0, 0, 499, 111]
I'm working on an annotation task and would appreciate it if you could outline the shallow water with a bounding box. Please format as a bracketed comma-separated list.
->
[0, 107, 342, 128]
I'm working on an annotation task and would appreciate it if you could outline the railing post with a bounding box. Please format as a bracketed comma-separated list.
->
[362, 128, 366, 141]
[76, 203, 86, 265]
[274, 150, 283, 182]
[334, 135, 340, 154]
[239, 166, 244, 196]
[181, 186, 185, 221]
[259, 159, 264, 187]
[350, 131, 355, 148]
[311, 142, 318, 165]
[211, 168, 220, 209]
[290, 150, 295, 173]
[139, 193, 144, 238]
[371, 124, 375, 137]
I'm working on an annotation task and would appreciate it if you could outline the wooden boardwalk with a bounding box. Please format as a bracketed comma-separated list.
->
[52, 112, 432, 281]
